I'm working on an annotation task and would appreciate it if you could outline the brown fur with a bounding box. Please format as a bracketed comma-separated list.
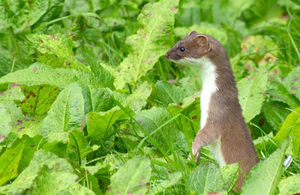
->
[166, 31, 259, 191]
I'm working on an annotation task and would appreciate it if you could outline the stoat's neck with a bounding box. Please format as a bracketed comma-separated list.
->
[199, 58, 218, 129]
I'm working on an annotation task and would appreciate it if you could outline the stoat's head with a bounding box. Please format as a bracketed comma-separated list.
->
[165, 31, 217, 66]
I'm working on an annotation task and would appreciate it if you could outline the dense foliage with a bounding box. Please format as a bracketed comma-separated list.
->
[0, 0, 299, 194]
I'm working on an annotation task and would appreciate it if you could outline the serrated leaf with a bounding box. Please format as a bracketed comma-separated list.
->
[241, 141, 289, 195]
[0, 150, 75, 194]
[278, 174, 300, 195]
[108, 0, 179, 89]
[28, 34, 88, 71]
[0, 63, 93, 88]
[40, 82, 85, 143]
[237, 68, 268, 122]
[283, 67, 300, 101]
[174, 24, 228, 45]
[109, 156, 151, 195]
[188, 162, 224, 194]
[274, 106, 300, 157]
[0, 139, 25, 186]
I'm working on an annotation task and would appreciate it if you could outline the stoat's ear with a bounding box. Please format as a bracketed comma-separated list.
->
[195, 35, 211, 52]
[189, 30, 198, 36]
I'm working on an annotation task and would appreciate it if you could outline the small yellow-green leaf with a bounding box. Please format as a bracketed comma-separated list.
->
[278, 174, 300, 195]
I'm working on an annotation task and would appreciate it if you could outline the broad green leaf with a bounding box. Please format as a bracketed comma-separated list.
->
[122, 82, 152, 112]
[221, 163, 239, 190]
[237, 68, 268, 122]
[278, 174, 300, 195]
[0, 139, 25, 186]
[188, 162, 224, 194]
[174, 24, 228, 45]
[12, 116, 43, 138]
[153, 80, 193, 106]
[109, 156, 151, 195]
[241, 141, 289, 195]
[262, 101, 290, 130]
[30, 167, 78, 195]
[106, 0, 179, 89]
[283, 67, 300, 101]
[17, 85, 60, 115]
[65, 183, 95, 195]
[40, 82, 85, 143]
[67, 129, 92, 162]
[0, 150, 75, 194]
[0, 103, 12, 142]
[267, 80, 300, 109]
[28, 34, 88, 71]
[0, 85, 24, 101]
[274, 106, 300, 157]
[150, 172, 182, 194]
[135, 107, 188, 151]
[87, 107, 126, 140]
[0, 63, 93, 88]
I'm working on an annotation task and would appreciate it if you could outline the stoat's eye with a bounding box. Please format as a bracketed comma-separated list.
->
[180, 47, 185, 52]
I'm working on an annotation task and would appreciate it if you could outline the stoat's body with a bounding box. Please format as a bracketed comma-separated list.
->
[165, 31, 259, 190]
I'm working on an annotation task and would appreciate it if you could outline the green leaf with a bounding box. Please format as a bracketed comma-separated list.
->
[174, 24, 228, 45]
[262, 101, 290, 130]
[0, 150, 76, 194]
[28, 34, 88, 71]
[241, 141, 289, 195]
[0, 139, 25, 186]
[0, 63, 93, 88]
[221, 163, 239, 190]
[267, 79, 300, 109]
[107, 0, 179, 89]
[0, 85, 24, 101]
[12, 116, 43, 139]
[40, 82, 85, 143]
[237, 68, 268, 122]
[188, 162, 224, 194]
[274, 106, 300, 157]
[17, 85, 60, 115]
[153, 80, 193, 106]
[87, 107, 126, 140]
[150, 172, 182, 194]
[0, 103, 12, 142]
[67, 129, 92, 162]
[278, 174, 300, 195]
[109, 156, 151, 195]
[283, 67, 300, 101]
[30, 167, 78, 195]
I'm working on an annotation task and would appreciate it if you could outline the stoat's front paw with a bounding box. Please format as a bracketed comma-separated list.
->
[192, 142, 201, 163]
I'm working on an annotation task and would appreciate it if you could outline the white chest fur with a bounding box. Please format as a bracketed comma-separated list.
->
[177, 57, 225, 166]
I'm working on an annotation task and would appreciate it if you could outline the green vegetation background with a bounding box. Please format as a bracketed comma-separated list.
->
[0, 0, 299, 194]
